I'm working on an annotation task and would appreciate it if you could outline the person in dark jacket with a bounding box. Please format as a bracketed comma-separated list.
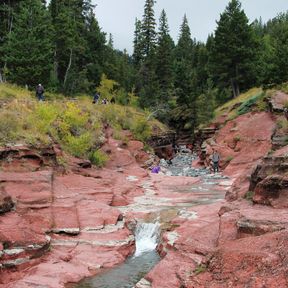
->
[36, 84, 44, 101]
[211, 149, 220, 173]
[93, 92, 100, 104]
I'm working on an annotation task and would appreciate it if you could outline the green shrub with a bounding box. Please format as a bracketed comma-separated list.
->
[236, 92, 266, 116]
[89, 150, 109, 167]
[0, 111, 20, 143]
[62, 102, 89, 134]
[194, 264, 207, 275]
[225, 155, 234, 162]
[233, 135, 241, 142]
[244, 190, 254, 201]
[30, 103, 59, 134]
[131, 117, 152, 142]
[63, 132, 92, 157]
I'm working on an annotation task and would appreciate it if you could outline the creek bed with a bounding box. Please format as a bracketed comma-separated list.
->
[75, 251, 160, 288]
[73, 153, 227, 288]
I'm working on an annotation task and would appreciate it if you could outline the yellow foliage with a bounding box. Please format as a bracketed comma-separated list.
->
[96, 74, 118, 102]
[0, 83, 167, 159]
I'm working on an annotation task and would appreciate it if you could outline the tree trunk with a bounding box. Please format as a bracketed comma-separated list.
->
[64, 48, 73, 87]
[231, 78, 240, 98]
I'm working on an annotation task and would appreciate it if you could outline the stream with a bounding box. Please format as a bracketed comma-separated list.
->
[74, 153, 227, 288]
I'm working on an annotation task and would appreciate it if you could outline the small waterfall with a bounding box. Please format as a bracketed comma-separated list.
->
[75, 222, 161, 288]
[134, 222, 160, 257]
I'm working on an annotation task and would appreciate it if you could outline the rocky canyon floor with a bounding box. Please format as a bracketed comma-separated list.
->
[1, 117, 288, 288]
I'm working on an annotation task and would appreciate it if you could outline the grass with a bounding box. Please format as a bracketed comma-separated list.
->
[244, 190, 254, 201]
[0, 83, 167, 162]
[214, 88, 269, 122]
[194, 264, 207, 275]
[225, 155, 234, 163]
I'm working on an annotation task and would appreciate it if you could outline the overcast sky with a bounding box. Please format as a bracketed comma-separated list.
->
[93, 0, 288, 54]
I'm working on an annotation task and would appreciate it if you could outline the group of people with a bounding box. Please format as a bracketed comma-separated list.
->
[93, 92, 115, 105]
[35, 85, 115, 106]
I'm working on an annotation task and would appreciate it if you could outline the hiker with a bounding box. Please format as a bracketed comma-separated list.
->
[102, 98, 108, 104]
[211, 149, 220, 173]
[172, 141, 179, 154]
[36, 84, 44, 101]
[93, 92, 100, 104]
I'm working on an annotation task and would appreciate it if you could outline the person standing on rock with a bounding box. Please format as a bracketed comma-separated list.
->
[211, 149, 220, 173]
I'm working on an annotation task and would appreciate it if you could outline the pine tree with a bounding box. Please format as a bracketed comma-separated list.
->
[132, 18, 144, 68]
[209, 0, 257, 100]
[135, 0, 159, 107]
[173, 15, 197, 133]
[0, 1, 24, 81]
[3, 0, 53, 87]
[49, 0, 93, 93]
[155, 9, 175, 103]
[265, 13, 288, 85]
[84, 9, 106, 90]
[141, 0, 157, 58]
[174, 15, 195, 106]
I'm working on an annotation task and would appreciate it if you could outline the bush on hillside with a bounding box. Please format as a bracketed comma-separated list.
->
[0, 111, 20, 144]
[131, 117, 152, 142]
[236, 92, 265, 115]
[89, 150, 109, 167]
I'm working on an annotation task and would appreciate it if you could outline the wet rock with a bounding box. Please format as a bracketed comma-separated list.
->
[134, 278, 152, 288]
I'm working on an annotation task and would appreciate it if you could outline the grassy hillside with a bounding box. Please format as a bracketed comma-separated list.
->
[214, 83, 288, 123]
[0, 83, 167, 164]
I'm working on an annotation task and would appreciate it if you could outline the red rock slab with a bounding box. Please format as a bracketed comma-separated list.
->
[0, 170, 53, 183]
[5, 242, 135, 288]
[104, 145, 136, 169]
[4, 182, 52, 208]
[147, 203, 223, 288]
[152, 174, 200, 192]
[213, 112, 275, 171]
[162, 203, 223, 260]
[51, 226, 133, 248]
[0, 213, 49, 248]
[127, 140, 144, 153]
[76, 200, 120, 229]
[147, 251, 192, 288]
[1, 171, 53, 208]
[190, 230, 288, 288]
[53, 175, 114, 205]
[52, 205, 80, 235]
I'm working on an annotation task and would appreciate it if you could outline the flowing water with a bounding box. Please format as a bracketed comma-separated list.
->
[74, 153, 227, 288]
[75, 223, 160, 288]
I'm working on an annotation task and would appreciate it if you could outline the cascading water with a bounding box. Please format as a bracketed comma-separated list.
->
[74, 222, 160, 288]
[134, 222, 160, 257]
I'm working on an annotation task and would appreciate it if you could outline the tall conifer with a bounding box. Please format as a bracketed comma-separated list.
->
[155, 9, 175, 103]
[209, 0, 257, 100]
[3, 0, 53, 87]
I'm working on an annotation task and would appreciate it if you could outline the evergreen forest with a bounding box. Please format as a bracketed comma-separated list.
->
[1, 0, 288, 135]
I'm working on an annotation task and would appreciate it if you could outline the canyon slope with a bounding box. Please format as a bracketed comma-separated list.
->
[1, 88, 288, 288]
